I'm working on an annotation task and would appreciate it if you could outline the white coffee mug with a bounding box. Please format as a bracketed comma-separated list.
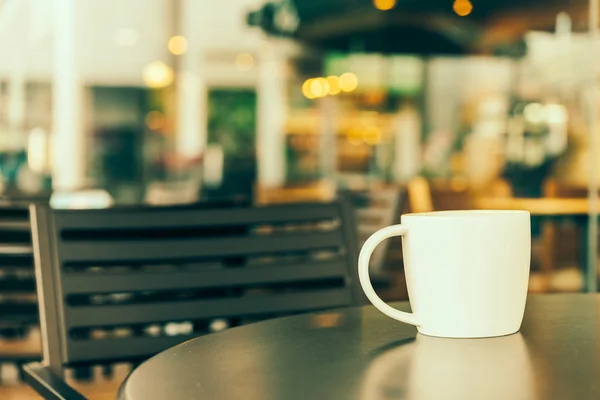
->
[358, 210, 530, 338]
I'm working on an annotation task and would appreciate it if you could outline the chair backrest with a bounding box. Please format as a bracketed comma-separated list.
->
[30, 200, 360, 375]
[344, 188, 403, 273]
[0, 204, 37, 335]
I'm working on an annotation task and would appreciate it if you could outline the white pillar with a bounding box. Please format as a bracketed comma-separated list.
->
[393, 105, 421, 183]
[7, 0, 27, 153]
[175, 0, 207, 160]
[52, 0, 85, 190]
[7, 70, 26, 151]
[7, 72, 25, 130]
[256, 40, 286, 188]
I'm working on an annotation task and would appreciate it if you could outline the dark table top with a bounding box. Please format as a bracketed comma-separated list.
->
[119, 294, 600, 400]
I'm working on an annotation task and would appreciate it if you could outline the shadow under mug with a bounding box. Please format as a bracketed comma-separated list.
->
[358, 210, 531, 338]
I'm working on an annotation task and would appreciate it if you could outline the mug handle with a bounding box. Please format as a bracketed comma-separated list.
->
[358, 224, 420, 326]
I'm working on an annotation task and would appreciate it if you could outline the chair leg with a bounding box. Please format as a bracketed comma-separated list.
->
[73, 366, 93, 381]
[23, 362, 87, 400]
[541, 218, 556, 291]
[17, 362, 25, 381]
[102, 364, 114, 379]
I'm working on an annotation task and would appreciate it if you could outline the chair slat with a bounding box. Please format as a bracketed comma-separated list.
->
[0, 220, 31, 231]
[54, 203, 340, 230]
[64, 289, 351, 328]
[58, 231, 343, 264]
[61, 259, 347, 294]
[0, 244, 33, 255]
[65, 335, 200, 364]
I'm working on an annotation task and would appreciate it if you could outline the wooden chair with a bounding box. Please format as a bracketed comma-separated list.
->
[23, 201, 361, 399]
[0, 205, 41, 378]
[255, 181, 337, 204]
[537, 179, 586, 292]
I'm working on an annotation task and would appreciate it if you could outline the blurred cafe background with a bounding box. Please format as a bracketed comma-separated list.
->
[3, 0, 600, 397]
[1, 0, 600, 318]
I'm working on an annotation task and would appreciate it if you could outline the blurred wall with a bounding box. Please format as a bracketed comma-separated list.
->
[0, 0, 265, 86]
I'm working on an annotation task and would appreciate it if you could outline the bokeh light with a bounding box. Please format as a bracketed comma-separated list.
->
[302, 79, 316, 99]
[339, 72, 359, 92]
[235, 53, 255, 71]
[327, 76, 341, 95]
[523, 102, 545, 124]
[347, 128, 363, 146]
[145, 111, 166, 131]
[310, 77, 330, 98]
[142, 61, 174, 88]
[373, 0, 396, 11]
[453, 0, 473, 16]
[545, 104, 568, 124]
[168, 36, 188, 55]
[363, 126, 382, 145]
[303, 74, 355, 99]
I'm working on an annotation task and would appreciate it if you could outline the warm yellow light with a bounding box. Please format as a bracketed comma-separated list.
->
[303, 77, 336, 99]
[145, 111, 166, 131]
[168, 36, 188, 55]
[339, 72, 358, 92]
[310, 77, 330, 98]
[142, 61, 174, 88]
[373, 0, 396, 11]
[235, 53, 255, 71]
[347, 128, 363, 146]
[327, 76, 341, 95]
[450, 176, 469, 192]
[453, 0, 473, 16]
[363, 126, 382, 145]
[317, 77, 330, 96]
[302, 79, 316, 99]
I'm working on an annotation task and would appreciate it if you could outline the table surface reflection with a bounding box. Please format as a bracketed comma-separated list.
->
[119, 294, 600, 400]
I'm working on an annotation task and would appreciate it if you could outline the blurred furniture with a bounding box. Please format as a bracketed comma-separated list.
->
[0, 192, 51, 204]
[408, 177, 562, 292]
[144, 181, 200, 205]
[255, 180, 336, 204]
[537, 180, 587, 291]
[0, 205, 40, 377]
[120, 294, 599, 400]
[474, 197, 596, 215]
[342, 188, 405, 300]
[50, 190, 114, 210]
[474, 195, 593, 292]
[346, 188, 403, 274]
[407, 177, 475, 213]
[407, 176, 433, 213]
[24, 200, 361, 399]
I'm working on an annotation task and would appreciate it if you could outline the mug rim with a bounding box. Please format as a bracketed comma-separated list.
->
[402, 209, 529, 218]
